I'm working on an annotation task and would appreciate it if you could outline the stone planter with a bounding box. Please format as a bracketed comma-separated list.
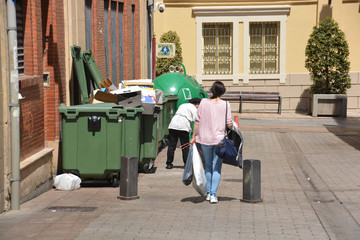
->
[310, 94, 347, 117]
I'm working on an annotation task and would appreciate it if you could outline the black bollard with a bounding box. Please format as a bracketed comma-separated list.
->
[118, 156, 139, 200]
[241, 159, 263, 203]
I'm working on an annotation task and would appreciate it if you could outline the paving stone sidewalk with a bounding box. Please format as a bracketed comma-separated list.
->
[1, 114, 360, 240]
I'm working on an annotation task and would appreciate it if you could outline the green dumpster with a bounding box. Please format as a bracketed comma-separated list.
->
[59, 103, 143, 186]
[82, 50, 102, 89]
[70, 46, 89, 103]
[139, 94, 178, 173]
[70, 45, 103, 104]
[153, 72, 208, 110]
[159, 94, 179, 140]
[139, 105, 162, 173]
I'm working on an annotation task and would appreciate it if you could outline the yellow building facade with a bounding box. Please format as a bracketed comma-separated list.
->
[154, 0, 360, 113]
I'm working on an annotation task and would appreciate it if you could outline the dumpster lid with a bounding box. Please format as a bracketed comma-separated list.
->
[59, 103, 143, 119]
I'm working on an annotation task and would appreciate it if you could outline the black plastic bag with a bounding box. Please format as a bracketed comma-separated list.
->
[222, 127, 243, 168]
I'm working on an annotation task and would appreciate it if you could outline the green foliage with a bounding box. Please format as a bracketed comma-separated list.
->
[305, 18, 351, 94]
[156, 31, 183, 77]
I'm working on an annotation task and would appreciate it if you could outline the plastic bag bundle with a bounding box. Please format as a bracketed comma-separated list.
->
[182, 145, 193, 186]
[191, 144, 207, 196]
[53, 173, 81, 191]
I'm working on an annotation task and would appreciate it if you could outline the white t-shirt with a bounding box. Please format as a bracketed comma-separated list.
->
[168, 103, 197, 132]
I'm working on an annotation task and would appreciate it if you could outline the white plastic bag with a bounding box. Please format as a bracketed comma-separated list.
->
[53, 173, 81, 191]
[192, 144, 207, 196]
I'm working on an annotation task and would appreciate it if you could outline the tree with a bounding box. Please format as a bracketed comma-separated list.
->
[305, 17, 351, 94]
[156, 31, 183, 77]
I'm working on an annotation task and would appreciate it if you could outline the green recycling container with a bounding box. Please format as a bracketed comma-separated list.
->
[59, 103, 143, 184]
[153, 72, 208, 110]
[139, 105, 162, 173]
[139, 94, 178, 173]
[82, 50, 102, 89]
[159, 94, 179, 140]
[70, 46, 89, 104]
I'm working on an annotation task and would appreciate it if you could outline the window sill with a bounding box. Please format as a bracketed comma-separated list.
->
[19, 75, 41, 89]
[195, 73, 286, 84]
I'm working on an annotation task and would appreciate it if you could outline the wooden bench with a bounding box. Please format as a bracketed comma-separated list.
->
[207, 91, 282, 114]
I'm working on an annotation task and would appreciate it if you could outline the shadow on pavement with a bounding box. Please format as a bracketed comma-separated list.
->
[324, 118, 360, 151]
[172, 165, 185, 169]
[223, 178, 243, 182]
[181, 196, 206, 203]
[181, 196, 237, 203]
[81, 180, 114, 188]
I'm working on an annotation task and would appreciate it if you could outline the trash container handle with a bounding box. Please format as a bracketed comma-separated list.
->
[107, 110, 122, 119]
[63, 109, 78, 120]
[123, 108, 137, 118]
[106, 108, 143, 118]
[179, 62, 186, 76]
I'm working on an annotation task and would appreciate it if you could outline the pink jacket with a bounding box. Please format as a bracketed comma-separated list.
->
[195, 98, 232, 145]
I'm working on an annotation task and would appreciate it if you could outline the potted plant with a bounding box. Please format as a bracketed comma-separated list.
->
[305, 17, 351, 117]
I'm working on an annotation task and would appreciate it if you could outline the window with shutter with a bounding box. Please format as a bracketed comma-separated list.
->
[202, 23, 232, 75]
[16, 0, 25, 75]
[249, 22, 279, 74]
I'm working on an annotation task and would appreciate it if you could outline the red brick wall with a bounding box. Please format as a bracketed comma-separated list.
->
[94, 0, 140, 82]
[133, 0, 140, 80]
[43, 0, 66, 142]
[92, 0, 106, 78]
[123, 0, 140, 80]
[23, 0, 43, 76]
[19, 76, 44, 161]
[19, 0, 66, 160]
[20, 0, 44, 161]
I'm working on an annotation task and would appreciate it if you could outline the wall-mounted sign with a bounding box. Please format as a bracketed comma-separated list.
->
[156, 43, 175, 58]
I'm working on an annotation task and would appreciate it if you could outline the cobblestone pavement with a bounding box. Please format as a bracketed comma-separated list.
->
[1, 114, 360, 240]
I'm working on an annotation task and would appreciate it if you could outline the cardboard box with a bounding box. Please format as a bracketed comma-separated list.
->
[99, 78, 117, 91]
[94, 90, 142, 108]
[118, 92, 142, 108]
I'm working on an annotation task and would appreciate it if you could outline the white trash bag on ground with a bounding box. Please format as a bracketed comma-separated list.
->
[54, 173, 81, 190]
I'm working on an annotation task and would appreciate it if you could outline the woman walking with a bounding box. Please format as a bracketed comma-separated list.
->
[190, 81, 232, 203]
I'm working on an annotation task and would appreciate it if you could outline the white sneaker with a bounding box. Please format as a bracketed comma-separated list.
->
[210, 195, 218, 204]
[206, 193, 211, 201]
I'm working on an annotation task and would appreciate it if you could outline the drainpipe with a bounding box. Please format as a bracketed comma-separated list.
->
[7, 0, 21, 210]
[148, 0, 156, 80]
[152, 35, 156, 80]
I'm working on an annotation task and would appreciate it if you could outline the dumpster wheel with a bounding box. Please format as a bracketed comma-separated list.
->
[109, 174, 119, 187]
[112, 176, 119, 187]
[143, 161, 156, 174]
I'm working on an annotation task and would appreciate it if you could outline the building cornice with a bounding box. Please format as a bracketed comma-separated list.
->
[165, 0, 315, 3]
[193, 5, 291, 16]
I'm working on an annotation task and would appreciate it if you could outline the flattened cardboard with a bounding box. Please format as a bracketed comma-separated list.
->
[94, 90, 142, 108]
